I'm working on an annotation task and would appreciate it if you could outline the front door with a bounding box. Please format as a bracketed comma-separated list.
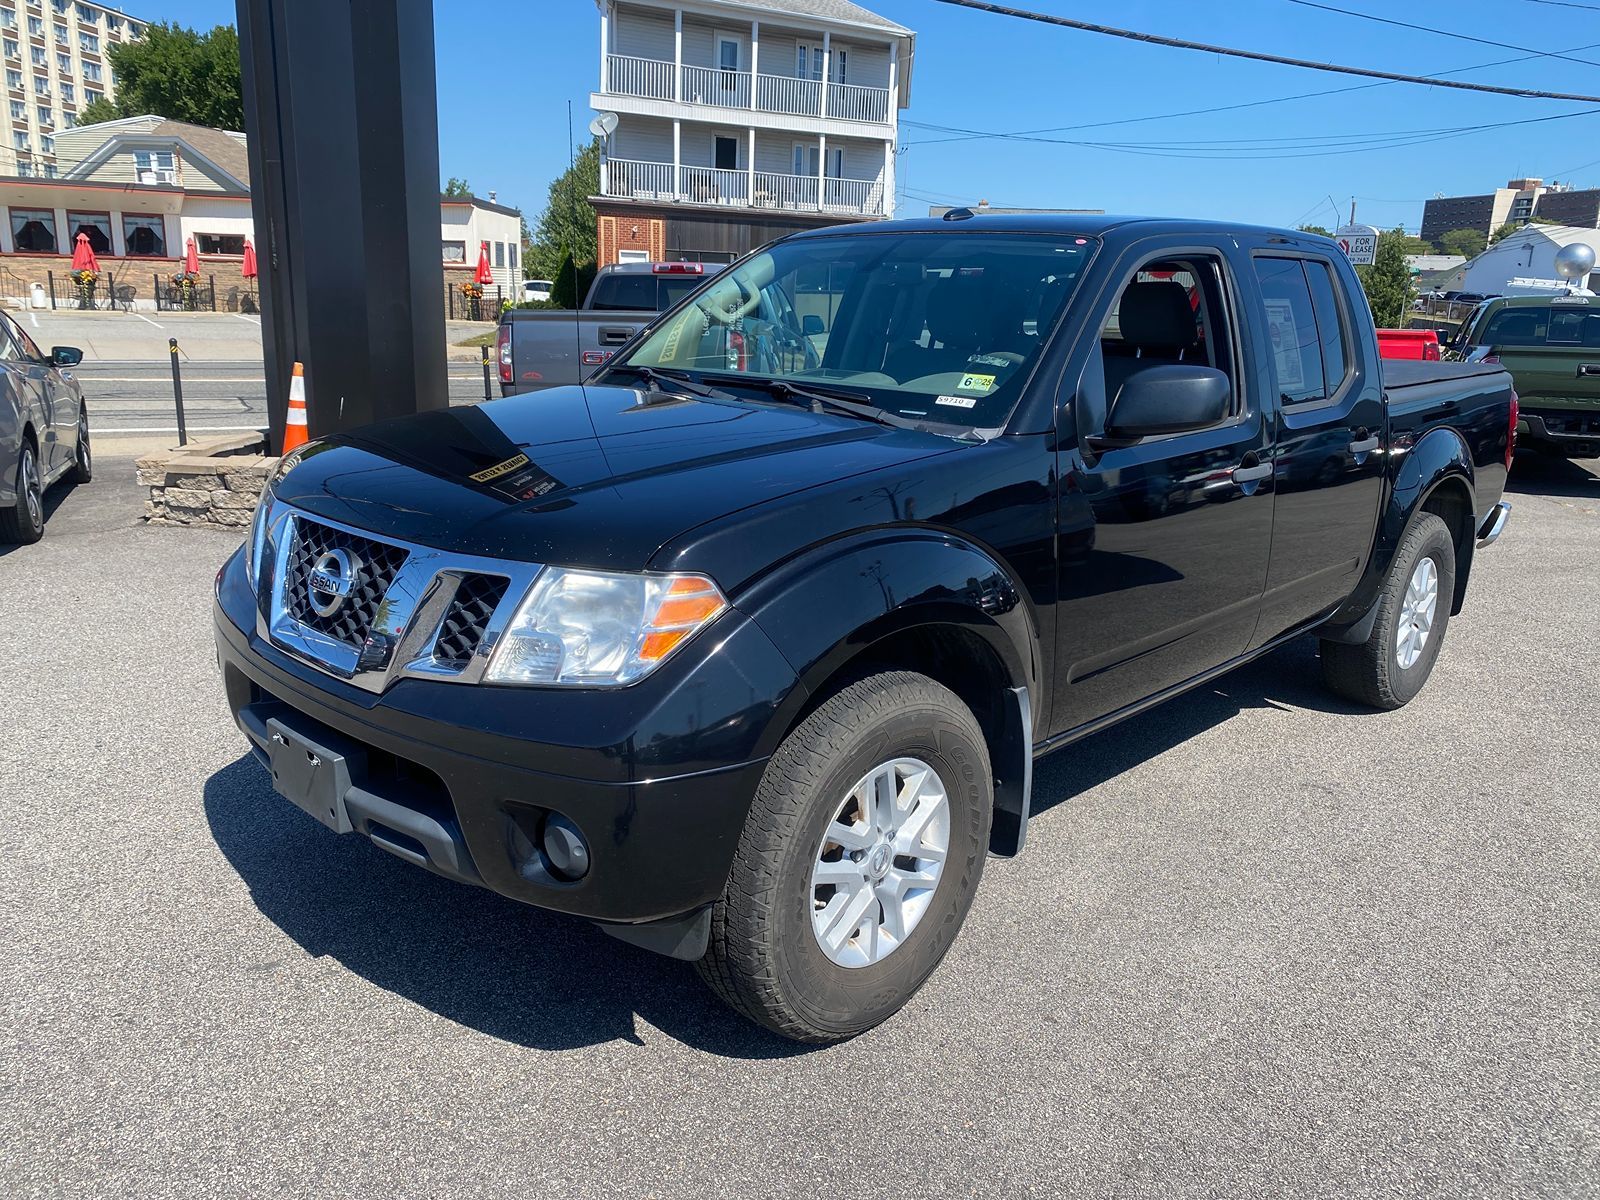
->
[713, 135, 739, 172]
[1053, 244, 1276, 733]
[2, 313, 74, 475]
[1245, 249, 1386, 646]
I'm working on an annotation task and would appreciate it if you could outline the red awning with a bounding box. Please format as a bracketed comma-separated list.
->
[241, 238, 258, 279]
[184, 236, 200, 275]
[474, 241, 493, 284]
[70, 231, 100, 273]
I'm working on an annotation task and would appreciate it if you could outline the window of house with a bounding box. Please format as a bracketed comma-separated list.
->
[133, 149, 173, 175]
[11, 129, 25, 148]
[29, 16, 42, 35]
[34, 102, 46, 122]
[1252, 257, 1326, 405]
[15, 159, 29, 175]
[58, 80, 69, 100]
[8, 98, 21, 117]
[441, 239, 465, 263]
[54, 51, 66, 70]
[2, 38, 16, 57]
[104, 14, 117, 32]
[11, 205, 55, 251]
[6, 68, 21, 87]
[0, 12, 14, 31]
[128, 21, 139, 37]
[52, 22, 64, 44]
[80, 60, 98, 82]
[493, 241, 504, 267]
[75, 2, 94, 20]
[713, 134, 739, 171]
[66, 209, 109, 254]
[78, 31, 95, 53]
[121, 212, 163, 255]
[32, 74, 46, 93]
[792, 142, 842, 178]
[38, 132, 49, 151]
[40, 161, 51, 176]
[28, 44, 43, 64]
[715, 33, 738, 72]
[796, 43, 847, 83]
[59, 109, 70, 127]
[195, 232, 245, 255]
[83, 87, 99, 103]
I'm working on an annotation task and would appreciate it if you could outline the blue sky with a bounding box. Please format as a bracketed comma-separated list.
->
[149, 1, 1600, 234]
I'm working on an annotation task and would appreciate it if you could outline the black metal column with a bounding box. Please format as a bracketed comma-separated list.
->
[236, 0, 448, 454]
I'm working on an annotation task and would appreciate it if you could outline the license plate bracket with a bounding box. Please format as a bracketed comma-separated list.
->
[265, 716, 365, 834]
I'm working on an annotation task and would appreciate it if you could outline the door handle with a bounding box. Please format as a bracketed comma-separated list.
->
[1348, 436, 1381, 454]
[597, 325, 636, 346]
[1232, 462, 1273, 484]
[1579, 363, 1600, 378]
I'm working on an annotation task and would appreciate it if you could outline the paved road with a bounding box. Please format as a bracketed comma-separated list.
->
[1, 454, 1596, 1198]
[77, 359, 500, 436]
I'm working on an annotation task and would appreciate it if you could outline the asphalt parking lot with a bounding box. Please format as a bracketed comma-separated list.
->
[1, 454, 1596, 1198]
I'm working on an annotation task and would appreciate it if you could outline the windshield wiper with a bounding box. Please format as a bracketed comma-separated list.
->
[602, 363, 725, 399]
[697, 373, 908, 429]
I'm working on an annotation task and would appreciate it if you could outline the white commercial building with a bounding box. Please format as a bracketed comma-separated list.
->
[1451, 224, 1600, 296]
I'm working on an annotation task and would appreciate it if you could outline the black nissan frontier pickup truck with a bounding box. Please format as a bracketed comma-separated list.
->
[215, 215, 1515, 1042]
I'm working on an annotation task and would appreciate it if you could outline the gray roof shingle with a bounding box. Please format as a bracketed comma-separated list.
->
[727, 0, 911, 35]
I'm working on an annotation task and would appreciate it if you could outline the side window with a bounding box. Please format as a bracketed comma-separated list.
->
[1252, 257, 1325, 405]
[1303, 260, 1352, 395]
[7, 314, 43, 361]
[0, 316, 18, 362]
[1094, 254, 1236, 426]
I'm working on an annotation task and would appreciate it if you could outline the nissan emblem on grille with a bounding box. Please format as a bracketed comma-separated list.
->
[307, 548, 361, 618]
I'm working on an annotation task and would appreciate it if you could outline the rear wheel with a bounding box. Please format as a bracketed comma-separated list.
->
[697, 671, 992, 1042]
[1, 441, 44, 544]
[1321, 512, 1455, 709]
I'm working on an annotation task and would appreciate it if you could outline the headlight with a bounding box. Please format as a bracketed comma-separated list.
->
[484, 568, 727, 687]
[245, 476, 274, 589]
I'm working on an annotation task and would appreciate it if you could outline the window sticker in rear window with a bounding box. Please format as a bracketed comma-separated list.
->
[1263, 297, 1306, 392]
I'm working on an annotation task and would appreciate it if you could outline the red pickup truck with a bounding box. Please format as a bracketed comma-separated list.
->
[1377, 328, 1441, 360]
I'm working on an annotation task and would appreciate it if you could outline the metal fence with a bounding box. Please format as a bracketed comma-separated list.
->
[154, 274, 219, 313]
[46, 266, 138, 311]
[444, 283, 504, 323]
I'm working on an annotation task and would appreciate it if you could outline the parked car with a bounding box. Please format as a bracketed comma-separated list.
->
[521, 279, 554, 304]
[1448, 293, 1600, 457]
[0, 312, 89, 543]
[496, 260, 724, 392]
[215, 215, 1515, 1042]
[1376, 328, 1441, 360]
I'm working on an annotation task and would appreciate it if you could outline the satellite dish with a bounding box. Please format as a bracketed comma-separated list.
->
[589, 111, 619, 138]
[1553, 242, 1596, 281]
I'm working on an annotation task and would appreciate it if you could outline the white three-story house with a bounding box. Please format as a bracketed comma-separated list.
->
[589, 0, 914, 265]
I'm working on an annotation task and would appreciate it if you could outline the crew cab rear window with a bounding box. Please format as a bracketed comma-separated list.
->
[1253, 257, 1345, 406]
[1476, 306, 1600, 347]
[587, 274, 703, 312]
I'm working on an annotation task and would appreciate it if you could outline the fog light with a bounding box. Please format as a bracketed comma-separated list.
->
[541, 813, 590, 881]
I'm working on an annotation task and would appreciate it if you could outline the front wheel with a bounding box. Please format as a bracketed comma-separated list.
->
[1, 441, 44, 544]
[697, 671, 992, 1042]
[1321, 512, 1455, 709]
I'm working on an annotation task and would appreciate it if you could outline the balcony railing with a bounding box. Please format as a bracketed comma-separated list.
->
[605, 159, 886, 217]
[605, 53, 673, 101]
[602, 53, 892, 124]
[680, 63, 751, 110]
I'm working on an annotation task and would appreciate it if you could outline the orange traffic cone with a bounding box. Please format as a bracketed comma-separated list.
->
[281, 361, 308, 454]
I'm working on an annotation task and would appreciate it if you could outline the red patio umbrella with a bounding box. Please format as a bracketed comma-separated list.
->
[241, 238, 258, 279]
[184, 235, 200, 275]
[70, 231, 100, 273]
[473, 241, 493, 284]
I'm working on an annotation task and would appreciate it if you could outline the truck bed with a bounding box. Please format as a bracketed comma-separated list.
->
[1380, 360, 1506, 391]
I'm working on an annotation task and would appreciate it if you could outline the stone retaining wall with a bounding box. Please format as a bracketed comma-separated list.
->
[138, 433, 278, 528]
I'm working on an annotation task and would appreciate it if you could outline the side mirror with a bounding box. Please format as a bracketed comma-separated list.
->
[1096, 364, 1230, 446]
[51, 346, 83, 368]
[801, 314, 825, 337]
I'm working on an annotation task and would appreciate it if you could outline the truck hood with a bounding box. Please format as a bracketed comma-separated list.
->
[272, 383, 962, 571]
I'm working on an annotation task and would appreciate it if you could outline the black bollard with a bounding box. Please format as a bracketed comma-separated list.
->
[169, 338, 188, 446]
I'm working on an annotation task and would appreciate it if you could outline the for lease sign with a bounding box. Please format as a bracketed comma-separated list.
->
[1336, 224, 1379, 266]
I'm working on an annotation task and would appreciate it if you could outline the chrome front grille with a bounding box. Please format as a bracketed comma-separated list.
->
[283, 517, 410, 649]
[256, 504, 542, 694]
[432, 574, 510, 670]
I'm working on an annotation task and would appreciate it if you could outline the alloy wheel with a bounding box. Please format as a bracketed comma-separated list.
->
[1396, 555, 1439, 670]
[20, 446, 41, 527]
[810, 756, 950, 968]
[77, 412, 90, 474]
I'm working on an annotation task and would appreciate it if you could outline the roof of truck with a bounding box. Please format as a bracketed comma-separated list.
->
[783, 213, 1328, 242]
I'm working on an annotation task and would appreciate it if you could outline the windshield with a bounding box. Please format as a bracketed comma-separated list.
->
[607, 231, 1097, 429]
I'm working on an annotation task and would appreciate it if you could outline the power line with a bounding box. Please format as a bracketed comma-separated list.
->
[901, 41, 1600, 147]
[1286, 1, 1600, 68]
[928, 0, 1600, 103]
[1518, 0, 1600, 10]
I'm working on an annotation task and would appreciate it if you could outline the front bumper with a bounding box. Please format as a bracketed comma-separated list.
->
[213, 546, 799, 954]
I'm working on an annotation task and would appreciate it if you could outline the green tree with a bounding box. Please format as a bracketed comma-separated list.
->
[1354, 229, 1414, 328]
[443, 177, 472, 197]
[529, 141, 600, 282]
[1438, 227, 1486, 258]
[1395, 234, 1432, 256]
[85, 23, 244, 129]
[550, 252, 579, 309]
[1488, 222, 1519, 246]
[1296, 223, 1333, 237]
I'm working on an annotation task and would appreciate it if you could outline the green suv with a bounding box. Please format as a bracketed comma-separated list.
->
[1449, 294, 1600, 458]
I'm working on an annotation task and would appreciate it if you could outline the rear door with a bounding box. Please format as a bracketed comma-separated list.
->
[1246, 250, 1386, 647]
[1053, 239, 1275, 732]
